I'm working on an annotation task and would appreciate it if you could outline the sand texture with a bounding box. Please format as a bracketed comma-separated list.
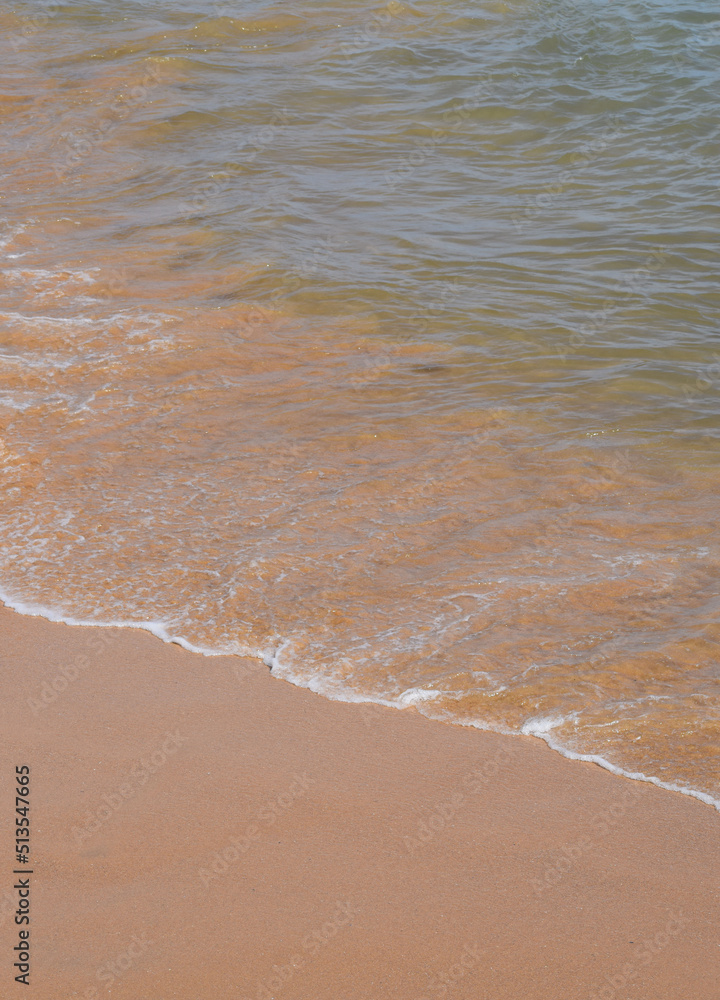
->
[1, 605, 718, 999]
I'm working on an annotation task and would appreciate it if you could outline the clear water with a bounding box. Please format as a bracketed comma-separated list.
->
[1, 0, 719, 806]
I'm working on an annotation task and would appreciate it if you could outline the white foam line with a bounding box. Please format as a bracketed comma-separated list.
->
[521, 717, 720, 812]
[267, 643, 443, 710]
[0, 589, 260, 660]
[270, 647, 720, 813]
[2, 588, 718, 813]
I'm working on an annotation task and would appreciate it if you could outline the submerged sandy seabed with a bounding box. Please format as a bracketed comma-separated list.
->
[0, 604, 718, 1000]
[2, 6, 719, 807]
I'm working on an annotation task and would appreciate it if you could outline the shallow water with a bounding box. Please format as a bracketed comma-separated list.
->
[1, 0, 719, 806]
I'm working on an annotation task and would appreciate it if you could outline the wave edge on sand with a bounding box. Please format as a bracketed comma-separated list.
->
[4, 586, 718, 814]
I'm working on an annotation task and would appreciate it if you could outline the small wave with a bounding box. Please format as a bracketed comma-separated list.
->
[1, 588, 718, 813]
[522, 716, 720, 813]
[0, 588, 259, 659]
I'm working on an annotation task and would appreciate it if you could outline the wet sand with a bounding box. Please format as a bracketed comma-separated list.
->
[1, 603, 718, 1000]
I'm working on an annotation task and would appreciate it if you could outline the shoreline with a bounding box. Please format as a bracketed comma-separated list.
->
[3, 591, 717, 814]
[1, 603, 719, 998]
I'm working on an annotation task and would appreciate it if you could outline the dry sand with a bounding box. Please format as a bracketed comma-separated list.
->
[0, 604, 718, 999]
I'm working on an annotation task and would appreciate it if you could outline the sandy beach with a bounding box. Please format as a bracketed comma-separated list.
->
[1, 603, 717, 999]
[3, 3, 719, 998]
